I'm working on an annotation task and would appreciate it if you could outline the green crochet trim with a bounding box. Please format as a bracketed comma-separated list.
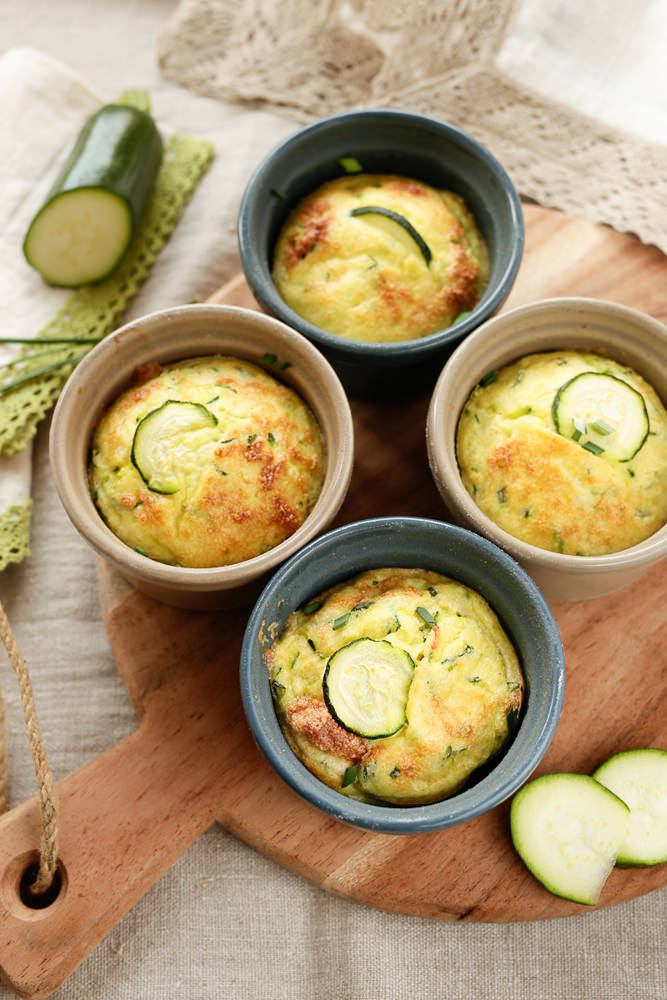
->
[0, 131, 214, 456]
[0, 500, 32, 570]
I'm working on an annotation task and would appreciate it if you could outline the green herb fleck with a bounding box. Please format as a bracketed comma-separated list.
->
[468, 676, 481, 684]
[416, 606, 437, 627]
[582, 440, 605, 455]
[636, 509, 652, 518]
[511, 370, 525, 387]
[307, 638, 317, 652]
[480, 370, 497, 387]
[452, 310, 471, 324]
[133, 546, 149, 557]
[267, 431, 276, 445]
[205, 395, 220, 405]
[278, 360, 292, 370]
[352, 600, 373, 613]
[332, 612, 350, 630]
[271, 680, 286, 698]
[497, 487, 506, 504]
[523, 508, 531, 518]
[271, 188, 287, 199]
[366, 254, 378, 270]
[427, 586, 438, 598]
[247, 433, 258, 445]
[219, 437, 236, 445]
[303, 600, 322, 615]
[339, 156, 363, 173]
[628, 468, 635, 477]
[389, 767, 401, 779]
[342, 764, 359, 787]
[589, 417, 614, 436]
[261, 352, 277, 365]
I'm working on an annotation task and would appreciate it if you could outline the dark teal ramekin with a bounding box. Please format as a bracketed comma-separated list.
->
[240, 517, 564, 835]
[237, 109, 524, 396]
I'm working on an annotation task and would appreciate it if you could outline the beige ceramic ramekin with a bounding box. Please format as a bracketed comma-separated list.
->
[426, 297, 667, 602]
[49, 304, 354, 610]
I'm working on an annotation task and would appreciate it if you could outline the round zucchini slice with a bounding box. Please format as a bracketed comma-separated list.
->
[510, 772, 630, 905]
[592, 748, 667, 867]
[551, 371, 649, 462]
[323, 637, 415, 739]
[131, 400, 217, 494]
[349, 205, 432, 265]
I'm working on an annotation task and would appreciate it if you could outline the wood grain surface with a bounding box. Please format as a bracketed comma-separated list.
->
[0, 204, 665, 999]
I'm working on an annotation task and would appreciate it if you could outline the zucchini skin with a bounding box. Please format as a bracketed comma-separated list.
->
[23, 102, 163, 284]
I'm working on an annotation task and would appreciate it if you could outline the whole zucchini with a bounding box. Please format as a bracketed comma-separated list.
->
[23, 92, 163, 287]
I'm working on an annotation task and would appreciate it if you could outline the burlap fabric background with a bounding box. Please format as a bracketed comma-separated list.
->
[0, 1, 665, 998]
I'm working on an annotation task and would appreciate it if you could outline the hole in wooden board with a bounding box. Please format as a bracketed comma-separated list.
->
[0, 851, 68, 920]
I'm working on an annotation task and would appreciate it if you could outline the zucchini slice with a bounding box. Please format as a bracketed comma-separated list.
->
[510, 773, 630, 905]
[349, 205, 432, 266]
[131, 400, 217, 494]
[551, 372, 649, 462]
[323, 637, 415, 739]
[592, 749, 667, 867]
[23, 95, 162, 287]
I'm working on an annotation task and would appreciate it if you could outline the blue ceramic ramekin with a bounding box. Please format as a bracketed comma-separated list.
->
[240, 517, 564, 834]
[238, 109, 524, 396]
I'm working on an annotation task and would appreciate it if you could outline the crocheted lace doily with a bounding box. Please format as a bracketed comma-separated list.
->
[157, 0, 667, 254]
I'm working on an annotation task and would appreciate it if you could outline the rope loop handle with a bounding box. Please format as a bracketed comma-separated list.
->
[0, 600, 59, 895]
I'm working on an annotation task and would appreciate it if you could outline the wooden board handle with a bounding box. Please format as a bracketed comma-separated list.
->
[0, 706, 219, 999]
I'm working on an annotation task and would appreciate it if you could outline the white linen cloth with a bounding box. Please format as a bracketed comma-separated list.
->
[0, 2, 664, 999]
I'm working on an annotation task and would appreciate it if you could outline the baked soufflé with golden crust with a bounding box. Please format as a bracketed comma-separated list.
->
[89, 356, 325, 567]
[456, 350, 667, 556]
[265, 567, 523, 806]
[272, 174, 489, 343]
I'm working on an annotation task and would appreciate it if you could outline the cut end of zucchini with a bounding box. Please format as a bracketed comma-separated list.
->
[131, 400, 218, 494]
[510, 773, 630, 905]
[23, 188, 133, 287]
[593, 749, 667, 867]
[551, 371, 650, 462]
[323, 637, 415, 739]
[349, 205, 432, 266]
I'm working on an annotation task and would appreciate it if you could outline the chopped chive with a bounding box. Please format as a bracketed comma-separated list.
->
[339, 156, 363, 173]
[571, 416, 586, 442]
[0, 335, 102, 345]
[205, 395, 220, 405]
[271, 188, 287, 199]
[307, 638, 317, 651]
[133, 546, 149, 557]
[468, 676, 481, 684]
[218, 469, 228, 476]
[582, 440, 605, 455]
[366, 254, 378, 269]
[342, 763, 359, 787]
[416, 606, 437, 627]
[452, 310, 471, 324]
[302, 600, 322, 615]
[247, 433, 258, 445]
[635, 509, 652, 518]
[267, 431, 276, 445]
[627, 468, 635, 477]
[332, 611, 350, 630]
[479, 370, 497, 387]
[278, 360, 291, 370]
[351, 600, 373, 612]
[511, 370, 525, 387]
[589, 417, 615, 436]
[271, 680, 286, 698]
[261, 352, 277, 365]
[523, 508, 531, 518]
[427, 586, 438, 597]
[497, 487, 506, 504]
[389, 767, 401, 778]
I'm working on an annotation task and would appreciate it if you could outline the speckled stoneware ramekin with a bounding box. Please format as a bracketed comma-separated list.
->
[238, 109, 524, 396]
[427, 297, 667, 602]
[240, 516, 565, 834]
[49, 304, 354, 610]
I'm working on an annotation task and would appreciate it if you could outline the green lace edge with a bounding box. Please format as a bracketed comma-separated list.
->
[0, 131, 215, 457]
[0, 500, 32, 571]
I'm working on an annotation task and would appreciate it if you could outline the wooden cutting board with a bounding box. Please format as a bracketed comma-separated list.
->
[0, 205, 665, 1000]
